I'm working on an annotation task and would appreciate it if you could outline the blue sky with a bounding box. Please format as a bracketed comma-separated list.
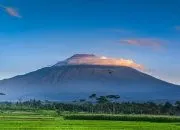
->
[0, 0, 180, 84]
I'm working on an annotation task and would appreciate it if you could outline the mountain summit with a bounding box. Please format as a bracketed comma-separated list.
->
[54, 54, 144, 70]
[0, 54, 180, 102]
[54, 54, 97, 66]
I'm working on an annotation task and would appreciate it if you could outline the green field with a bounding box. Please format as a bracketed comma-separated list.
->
[0, 111, 180, 130]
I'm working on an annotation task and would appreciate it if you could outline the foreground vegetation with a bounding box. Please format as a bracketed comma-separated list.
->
[1, 94, 180, 116]
[64, 114, 180, 122]
[0, 110, 180, 130]
[1, 94, 180, 129]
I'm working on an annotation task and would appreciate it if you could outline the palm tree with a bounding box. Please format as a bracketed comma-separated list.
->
[89, 94, 97, 113]
[96, 96, 109, 113]
[106, 95, 120, 114]
[96, 96, 109, 104]
[175, 101, 180, 114]
[89, 94, 96, 101]
[106, 95, 120, 102]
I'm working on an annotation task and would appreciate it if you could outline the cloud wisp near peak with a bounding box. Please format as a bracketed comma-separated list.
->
[55, 54, 145, 71]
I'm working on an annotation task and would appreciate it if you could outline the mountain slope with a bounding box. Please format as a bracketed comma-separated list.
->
[0, 64, 180, 102]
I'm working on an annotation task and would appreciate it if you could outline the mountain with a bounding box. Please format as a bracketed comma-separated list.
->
[54, 54, 97, 66]
[0, 54, 180, 102]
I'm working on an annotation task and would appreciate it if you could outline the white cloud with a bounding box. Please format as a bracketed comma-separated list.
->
[120, 38, 161, 48]
[66, 55, 144, 71]
[0, 4, 21, 18]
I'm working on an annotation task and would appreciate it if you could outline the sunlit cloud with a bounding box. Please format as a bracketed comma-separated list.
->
[120, 38, 161, 48]
[5, 7, 21, 18]
[65, 55, 145, 71]
[0, 4, 21, 18]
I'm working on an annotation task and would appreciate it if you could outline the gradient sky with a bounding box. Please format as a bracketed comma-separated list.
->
[0, 0, 180, 84]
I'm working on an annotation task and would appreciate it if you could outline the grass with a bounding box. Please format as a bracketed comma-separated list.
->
[0, 111, 180, 130]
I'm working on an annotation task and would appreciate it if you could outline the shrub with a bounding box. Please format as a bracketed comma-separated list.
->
[63, 114, 180, 123]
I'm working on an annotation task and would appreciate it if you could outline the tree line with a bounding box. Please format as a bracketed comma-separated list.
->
[0, 94, 180, 116]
